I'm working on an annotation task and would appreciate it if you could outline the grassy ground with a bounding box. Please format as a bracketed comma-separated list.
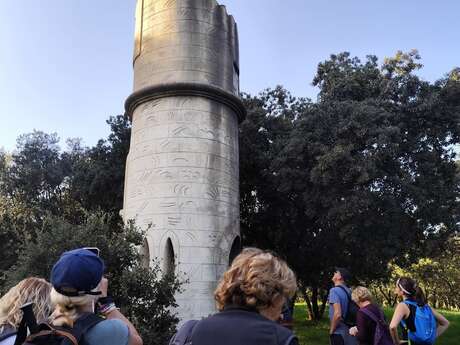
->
[293, 303, 459, 345]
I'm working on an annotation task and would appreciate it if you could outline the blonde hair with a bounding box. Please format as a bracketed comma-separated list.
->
[49, 288, 98, 327]
[0, 277, 51, 331]
[352, 286, 373, 304]
[214, 248, 297, 312]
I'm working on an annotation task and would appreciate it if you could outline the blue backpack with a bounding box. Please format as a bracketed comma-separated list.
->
[401, 300, 437, 345]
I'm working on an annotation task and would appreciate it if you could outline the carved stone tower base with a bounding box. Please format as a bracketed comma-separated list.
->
[123, 0, 245, 321]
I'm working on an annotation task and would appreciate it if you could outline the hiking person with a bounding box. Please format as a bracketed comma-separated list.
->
[328, 268, 358, 345]
[348, 286, 393, 345]
[0, 278, 52, 345]
[389, 277, 449, 345]
[170, 247, 298, 345]
[48, 248, 143, 345]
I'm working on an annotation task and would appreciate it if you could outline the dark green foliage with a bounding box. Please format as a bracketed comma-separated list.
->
[69, 115, 131, 213]
[119, 265, 182, 345]
[5, 131, 69, 217]
[4, 213, 181, 345]
[1, 115, 131, 226]
[240, 51, 460, 320]
[0, 213, 21, 287]
[0, 116, 180, 345]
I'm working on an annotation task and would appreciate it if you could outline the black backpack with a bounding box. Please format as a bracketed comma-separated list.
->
[336, 285, 359, 327]
[14, 308, 103, 345]
[360, 307, 394, 345]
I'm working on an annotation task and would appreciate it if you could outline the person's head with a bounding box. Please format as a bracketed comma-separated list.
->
[214, 247, 297, 321]
[351, 286, 372, 307]
[395, 277, 427, 306]
[0, 277, 52, 330]
[49, 248, 104, 325]
[332, 267, 352, 286]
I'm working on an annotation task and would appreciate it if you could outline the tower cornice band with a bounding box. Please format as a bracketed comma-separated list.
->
[125, 82, 246, 123]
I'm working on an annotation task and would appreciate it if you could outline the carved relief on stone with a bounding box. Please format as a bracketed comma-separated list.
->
[124, 0, 243, 322]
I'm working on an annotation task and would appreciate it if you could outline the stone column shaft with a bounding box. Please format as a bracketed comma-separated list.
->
[123, 0, 245, 320]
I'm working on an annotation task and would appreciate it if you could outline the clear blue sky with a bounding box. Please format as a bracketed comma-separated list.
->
[1, 0, 459, 152]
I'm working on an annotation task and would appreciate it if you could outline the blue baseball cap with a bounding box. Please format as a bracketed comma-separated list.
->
[51, 248, 105, 297]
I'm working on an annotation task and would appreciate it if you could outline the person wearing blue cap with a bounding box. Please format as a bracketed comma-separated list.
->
[49, 248, 143, 345]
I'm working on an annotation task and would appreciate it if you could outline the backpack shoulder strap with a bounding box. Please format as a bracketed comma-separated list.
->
[400, 302, 416, 332]
[403, 300, 417, 307]
[336, 285, 352, 302]
[14, 318, 27, 345]
[72, 313, 105, 344]
[25, 325, 79, 345]
[283, 334, 297, 345]
[169, 320, 199, 345]
[359, 307, 382, 323]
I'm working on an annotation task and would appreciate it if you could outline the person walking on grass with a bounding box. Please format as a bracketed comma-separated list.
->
[328, 268, 358, 345]
[389, 277, 449, 345]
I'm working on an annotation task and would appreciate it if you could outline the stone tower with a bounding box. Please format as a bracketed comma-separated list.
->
[123, 0, 245, 320]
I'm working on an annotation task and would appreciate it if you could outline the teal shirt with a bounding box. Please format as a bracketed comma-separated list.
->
[85, 319, 129, 345]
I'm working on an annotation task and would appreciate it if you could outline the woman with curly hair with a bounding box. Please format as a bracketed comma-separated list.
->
[171, 247, 298, 345]
[0, 277, 52, 345]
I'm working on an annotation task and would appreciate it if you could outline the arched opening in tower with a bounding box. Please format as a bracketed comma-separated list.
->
[141, 238, 150, 268]
[164, 238, 175, 275]
[228, 235, 241, 266]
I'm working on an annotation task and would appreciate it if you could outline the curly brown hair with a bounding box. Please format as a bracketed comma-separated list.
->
[214, 248, 297, 311]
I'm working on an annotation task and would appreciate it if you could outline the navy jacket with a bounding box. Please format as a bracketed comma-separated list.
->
[190, 306, 298, 345]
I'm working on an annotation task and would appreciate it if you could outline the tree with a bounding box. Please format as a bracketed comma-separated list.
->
[0, 116, 182, 344]
[239, 51, 460, 320]
[69, 115, 131, 213]
[1, 115, 131, 224]
[0, 213, 21, 287]
[5, 131, 68, 215]
[5, 212, 182, 345]
[370, 236, 460, 310]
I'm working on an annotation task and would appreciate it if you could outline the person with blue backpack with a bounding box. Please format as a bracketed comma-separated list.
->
[389, 277, 449, 345]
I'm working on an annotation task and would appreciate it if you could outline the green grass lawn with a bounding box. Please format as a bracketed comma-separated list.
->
[293, 303, 459, 345]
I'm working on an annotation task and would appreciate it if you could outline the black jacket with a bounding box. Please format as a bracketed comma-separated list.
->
[190, 306, 298, 345]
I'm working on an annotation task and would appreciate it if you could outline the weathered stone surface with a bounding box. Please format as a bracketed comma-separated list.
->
[123, 0, 243, 321]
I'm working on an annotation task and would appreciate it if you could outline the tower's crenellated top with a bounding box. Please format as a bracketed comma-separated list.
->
[132, 0, 240, 94]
